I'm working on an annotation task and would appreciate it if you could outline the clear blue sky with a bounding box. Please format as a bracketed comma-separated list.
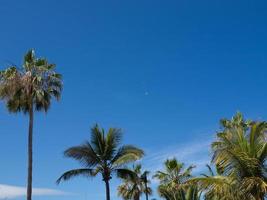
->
[0, 0, 267, 199]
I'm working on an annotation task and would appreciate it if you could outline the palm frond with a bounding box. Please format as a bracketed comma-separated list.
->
[64, 142, 101, 167]
[90, 124, 106, 156]
[57, 168, 96, 184]
[116, 168, 138, 180]
[104, 127, 122, 160]
[112, 145, 144, 166]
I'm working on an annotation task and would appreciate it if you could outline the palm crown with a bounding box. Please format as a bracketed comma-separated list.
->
[153, 158, 195, 200]
[0, 49, 62, 113]
[57, 124, 144, 200]
[154, 158, 195, 187]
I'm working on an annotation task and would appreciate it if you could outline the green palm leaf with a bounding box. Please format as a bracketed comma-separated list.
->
[56, 168, 96, 184]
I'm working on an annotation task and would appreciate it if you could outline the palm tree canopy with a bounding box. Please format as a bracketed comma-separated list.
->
[153, 158, 195, 200]
[0, 49, 62, 113]
[154, 158, 195, 186]
[57, 124, 144, 183]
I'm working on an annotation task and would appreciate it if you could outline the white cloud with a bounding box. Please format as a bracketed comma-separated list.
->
[141, 138, 213, 187]
[0, 184, 68, 199]
[142, 138, 212, 175]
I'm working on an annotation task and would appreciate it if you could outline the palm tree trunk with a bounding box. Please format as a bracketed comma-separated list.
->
[104, 179, 110, 200]
[27, 105, 34, 200]
[258, 195, 264, 200]
[134, 195, 140, 200]
[144, 181, 149, 200]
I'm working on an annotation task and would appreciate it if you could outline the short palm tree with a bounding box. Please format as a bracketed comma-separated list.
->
[57, 124, 144, 200]
[118, 164, 152, 200]
[0, 49, 62, 200]
[153, 158, 195, 200]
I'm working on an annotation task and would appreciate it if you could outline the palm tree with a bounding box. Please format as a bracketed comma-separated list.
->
[0, 49, 62, 200]
[212, 113, 267, 200]
[190, 113, 267, 200]
[57, 124, 144, 200]
[153, 158, 195, 200]
[118, 164, 152, 200]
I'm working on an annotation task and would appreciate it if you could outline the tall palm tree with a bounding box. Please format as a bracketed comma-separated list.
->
[118, 164, 152, 200]
[57, 124, 144, 200]
[0, 49, 62, 200]
[153, 158, 195, 200]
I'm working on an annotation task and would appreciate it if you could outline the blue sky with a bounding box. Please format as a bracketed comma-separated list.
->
[0, 0, 267, 199]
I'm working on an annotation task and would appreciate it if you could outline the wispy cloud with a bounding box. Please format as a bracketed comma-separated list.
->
[0, 184, 69, 199]
[142, 137, 212, 175]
